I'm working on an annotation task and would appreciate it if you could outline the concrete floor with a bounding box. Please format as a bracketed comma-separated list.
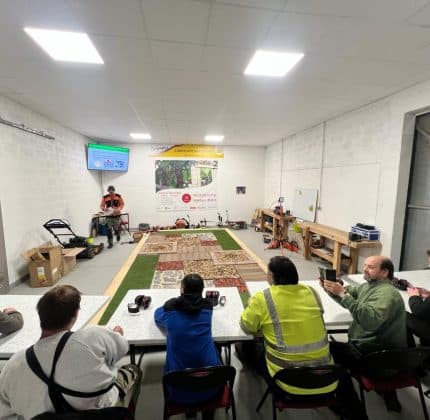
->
[10, 228, 430, 419]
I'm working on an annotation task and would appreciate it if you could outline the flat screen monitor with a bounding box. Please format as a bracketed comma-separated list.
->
[87, 143, 129, 172]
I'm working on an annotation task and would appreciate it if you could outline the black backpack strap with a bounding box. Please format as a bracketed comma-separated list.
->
[26, 332, 116, 413]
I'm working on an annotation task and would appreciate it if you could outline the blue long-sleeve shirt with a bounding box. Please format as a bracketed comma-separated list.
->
[154, 294, 222, 404]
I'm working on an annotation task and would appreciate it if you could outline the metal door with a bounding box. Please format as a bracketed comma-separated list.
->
[401, 116, 430, 270]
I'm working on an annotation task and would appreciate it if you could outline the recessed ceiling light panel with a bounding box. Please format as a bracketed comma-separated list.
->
[24, 27, 104, 64]
[204, 135, 224, 142]
[130, 132, 152, 140]
[244, 50, 304, 77]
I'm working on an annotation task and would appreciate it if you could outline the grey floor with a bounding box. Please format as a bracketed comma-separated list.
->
[10, 229, 430, 419]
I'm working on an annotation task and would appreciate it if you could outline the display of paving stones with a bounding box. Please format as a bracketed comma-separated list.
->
[235, 264, 267, 281]
[201, 240, 218, 246]
[214, 277, 248, 293]
[177, 236, 201, 251]
[151, 270, 184, 288]
[183, 260, 215, 279]
[196, 232, 217, 241]
[183, 260, 240, 279]
[145, 234, 167, 243]
[156, 261, 184, 271]
[210, 250, 254, 265]
[204, 280, 214, 287]
[141, 241, 177, 254]
[165, 234, 182, 241]
[212, 264, 240, 278]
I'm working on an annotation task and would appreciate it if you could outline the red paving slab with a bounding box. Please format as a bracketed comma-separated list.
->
[156, 261, 184, 271]
[214, 277, 248, 293]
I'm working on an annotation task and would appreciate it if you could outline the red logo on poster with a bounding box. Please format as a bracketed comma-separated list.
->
[182, 193, 191, 203]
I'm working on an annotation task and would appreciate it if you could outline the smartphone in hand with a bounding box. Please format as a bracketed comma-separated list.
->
[319, 267, 337, 282]
[325, 269, 337, 281]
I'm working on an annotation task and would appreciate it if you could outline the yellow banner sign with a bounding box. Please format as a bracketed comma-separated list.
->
[150, 144, 224, 158]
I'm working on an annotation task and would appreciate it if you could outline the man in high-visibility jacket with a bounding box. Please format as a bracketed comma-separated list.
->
[240, 256, 335, 395]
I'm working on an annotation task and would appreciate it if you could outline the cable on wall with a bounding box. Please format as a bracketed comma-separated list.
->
[318, 122, 326, 209]
[0, 115, 55, 140]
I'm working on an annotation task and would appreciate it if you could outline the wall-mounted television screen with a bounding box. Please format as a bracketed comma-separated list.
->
[87, 143, 129, 172]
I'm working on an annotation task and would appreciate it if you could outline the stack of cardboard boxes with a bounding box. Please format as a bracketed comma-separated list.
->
[22, 242, 84, 287]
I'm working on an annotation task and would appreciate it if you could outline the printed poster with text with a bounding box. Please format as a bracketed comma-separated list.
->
[155, 160, 218, 211]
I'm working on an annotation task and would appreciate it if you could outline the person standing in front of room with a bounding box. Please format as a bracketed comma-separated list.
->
[100, 185, 124, 249]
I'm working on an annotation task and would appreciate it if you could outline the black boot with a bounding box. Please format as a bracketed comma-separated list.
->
[107, 231, 113, 248]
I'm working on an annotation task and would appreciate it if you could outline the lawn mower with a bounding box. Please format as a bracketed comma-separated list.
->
[43, 219, 104, 259]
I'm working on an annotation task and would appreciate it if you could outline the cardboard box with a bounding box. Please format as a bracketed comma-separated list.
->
[23, 242, 63, 287]
[61, 248, 85, 275]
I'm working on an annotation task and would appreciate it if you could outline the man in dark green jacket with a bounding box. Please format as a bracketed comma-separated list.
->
[322, 255, 406, 414]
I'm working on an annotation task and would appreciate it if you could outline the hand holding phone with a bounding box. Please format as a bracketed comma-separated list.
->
[319, 267, 337, 282]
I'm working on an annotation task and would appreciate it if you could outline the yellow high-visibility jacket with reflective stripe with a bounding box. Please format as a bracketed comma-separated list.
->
[240, 284, 337, 395]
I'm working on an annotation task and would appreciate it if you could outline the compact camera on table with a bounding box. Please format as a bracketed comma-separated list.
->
[128, 295, 152, 314]
[205, 291, 227, 307]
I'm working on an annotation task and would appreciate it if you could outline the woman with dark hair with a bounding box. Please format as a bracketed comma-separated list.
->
[154, 274, 222, 418]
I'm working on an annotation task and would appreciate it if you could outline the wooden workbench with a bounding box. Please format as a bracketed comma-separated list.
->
[301, 221, 382, 274]
[260, 209, 295, 240]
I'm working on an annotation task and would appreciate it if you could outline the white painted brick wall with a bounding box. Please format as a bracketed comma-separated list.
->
[102, 144, 266, 227]
[264, 142, 282, 207]
[265, 77, 430, 269]
[0, 95, 100, 286]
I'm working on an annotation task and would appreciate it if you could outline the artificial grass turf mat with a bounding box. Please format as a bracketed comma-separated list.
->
[159, 229, 241, 250]
[99, 230, 242, 324]
[98, 254, 158, 325]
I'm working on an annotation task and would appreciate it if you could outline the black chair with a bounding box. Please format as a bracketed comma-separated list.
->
[351, 347, 430, 420]
[162, 365, 236, 420]
[31, 407, 134, 419]
[256, 365, 346, 420]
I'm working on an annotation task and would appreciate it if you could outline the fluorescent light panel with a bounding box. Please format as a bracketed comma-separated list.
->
[244, 50, 304, 77]
[130, 133, 152, 140]
[205, 135, 224, 142]
[24, 27, 103, 64]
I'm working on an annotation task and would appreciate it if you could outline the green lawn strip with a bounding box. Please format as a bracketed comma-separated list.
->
[158, 229, 241, 250]
[98, 255, 159, 325]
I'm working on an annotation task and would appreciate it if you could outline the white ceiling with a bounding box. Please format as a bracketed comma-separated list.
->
[1, 0, 430, 146]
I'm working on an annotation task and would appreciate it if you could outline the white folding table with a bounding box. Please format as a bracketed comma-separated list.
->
[107, 288, 253, 364]
[0, 295, 109, 359]
[246, 280, 353, 333]
[344, 270, 430, 311]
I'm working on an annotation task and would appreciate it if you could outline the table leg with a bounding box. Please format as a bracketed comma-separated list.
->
[333, 241, 342, 273]
[304, 228, 311, 260]
[224, 343, 231, 365]
[130, 344, 136, 365]
[349, 249, 359, 274]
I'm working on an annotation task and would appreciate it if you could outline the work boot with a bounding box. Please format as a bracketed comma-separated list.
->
[108, 239, 113, 249]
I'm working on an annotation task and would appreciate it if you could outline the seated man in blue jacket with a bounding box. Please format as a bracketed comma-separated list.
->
[154, 274, 222, 420]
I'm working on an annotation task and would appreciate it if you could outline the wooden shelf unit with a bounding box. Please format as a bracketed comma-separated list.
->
[259, 209, 295, 240]
[302, 221, 382, 274]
